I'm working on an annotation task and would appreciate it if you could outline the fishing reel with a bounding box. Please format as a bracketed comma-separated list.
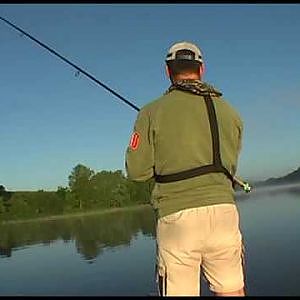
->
[234, 177, 252, 193]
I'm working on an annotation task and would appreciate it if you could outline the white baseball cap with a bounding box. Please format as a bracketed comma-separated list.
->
[166, 41, 203, 63]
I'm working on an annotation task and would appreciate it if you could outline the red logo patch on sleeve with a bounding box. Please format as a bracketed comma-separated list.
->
[129, 132, 140, 150]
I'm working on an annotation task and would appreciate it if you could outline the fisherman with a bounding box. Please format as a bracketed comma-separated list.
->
[125, 41, 245, 296]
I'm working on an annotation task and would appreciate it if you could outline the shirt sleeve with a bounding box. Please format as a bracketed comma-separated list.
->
[231, 115, 243, 178]
[125, 108, 154, 182]
[237, 119, 244, 155]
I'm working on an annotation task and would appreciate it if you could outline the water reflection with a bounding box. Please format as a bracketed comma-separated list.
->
[0, 206, 156, 262]
[0, 184, 299, 262]
[0, 184, 300, 296]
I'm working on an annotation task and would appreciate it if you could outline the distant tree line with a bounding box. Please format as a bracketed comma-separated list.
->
[0, 164, 154, 221]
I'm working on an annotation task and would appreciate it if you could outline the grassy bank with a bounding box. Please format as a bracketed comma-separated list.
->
[0, 203, 152, 225]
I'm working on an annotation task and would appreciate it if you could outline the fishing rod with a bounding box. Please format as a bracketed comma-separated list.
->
[0, 15, 251, 193]
[0, 16, 139, 112]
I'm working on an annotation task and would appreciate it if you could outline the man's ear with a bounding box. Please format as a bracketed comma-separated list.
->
[200, 63, 205, 77]
[165, 65, 171, 78]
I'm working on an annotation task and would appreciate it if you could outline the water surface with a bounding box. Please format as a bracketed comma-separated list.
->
[0, 184, 300, 296]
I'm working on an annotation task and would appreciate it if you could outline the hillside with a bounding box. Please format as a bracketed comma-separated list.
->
[255, 167, 300, 187]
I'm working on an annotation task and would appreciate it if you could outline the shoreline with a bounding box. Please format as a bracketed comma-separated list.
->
[2, 181, 299, 226]
[0, 204, 152, 225]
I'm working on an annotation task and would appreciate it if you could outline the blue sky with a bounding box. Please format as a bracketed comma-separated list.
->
[1, 4, 300, 191]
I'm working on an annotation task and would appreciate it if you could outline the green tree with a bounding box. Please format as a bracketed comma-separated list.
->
[0, 196, 5, 214]
[56, 186, 69, 201]
[126, 179, 154, 205]
[68, 164, 95, 210]
[0, 185, 6, 195]
[0, 185, 5, 215]
[110, 182, 130, 208]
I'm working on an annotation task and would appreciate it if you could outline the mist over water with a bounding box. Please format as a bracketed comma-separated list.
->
[0, 183, 299, 296]
[254, 182, 300, 193]
[235, 182, 300, 199]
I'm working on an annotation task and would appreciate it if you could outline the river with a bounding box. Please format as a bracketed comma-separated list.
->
[0, 183, 300, 296]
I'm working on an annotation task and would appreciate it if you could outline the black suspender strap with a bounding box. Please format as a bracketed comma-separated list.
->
[154, 94, 234, 185]
[154, 164, 232, 183]
[204, 94, 222, 166]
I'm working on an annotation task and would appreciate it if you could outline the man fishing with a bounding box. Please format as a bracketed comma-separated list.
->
[125, 41, 246, 296]
[0, 15, 247, 296]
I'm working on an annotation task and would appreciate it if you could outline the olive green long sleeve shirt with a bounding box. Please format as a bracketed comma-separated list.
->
[125, 89, 243, 218]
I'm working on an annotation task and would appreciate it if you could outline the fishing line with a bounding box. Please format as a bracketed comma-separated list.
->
[0, 15, 251, 192]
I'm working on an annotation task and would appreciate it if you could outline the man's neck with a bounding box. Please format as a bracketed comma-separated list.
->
[173, 75, 201, 82]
